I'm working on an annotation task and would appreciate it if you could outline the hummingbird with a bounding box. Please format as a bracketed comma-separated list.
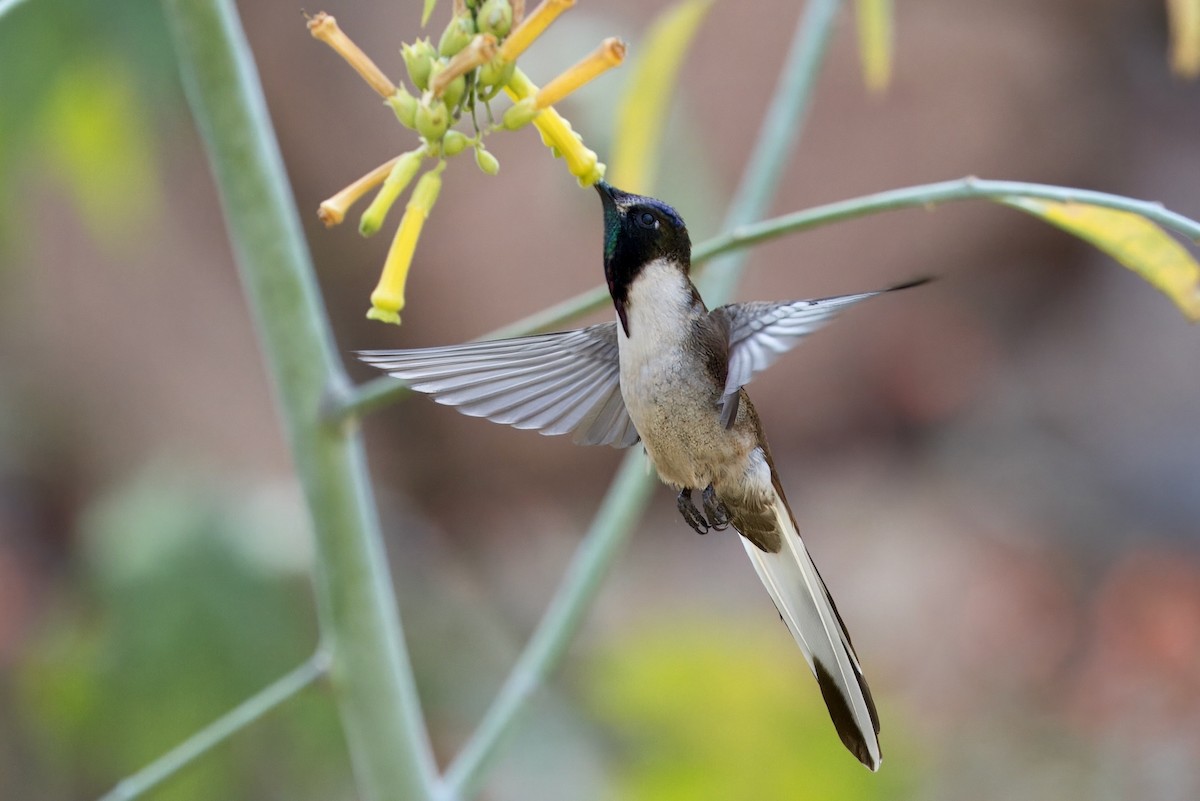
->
[360, 181, 928, 769]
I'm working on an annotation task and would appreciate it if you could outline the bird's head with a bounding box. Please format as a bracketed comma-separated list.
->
[595, 181, 691, 335]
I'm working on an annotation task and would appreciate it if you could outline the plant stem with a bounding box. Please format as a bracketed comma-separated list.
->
[439, 452, 656, 800]
[698, 0, 843, 301]
[695, 176, 1200, 261]
[161, 1, 439, 799]
[436, 4, 846, 799]
[96, 651, 330, 801]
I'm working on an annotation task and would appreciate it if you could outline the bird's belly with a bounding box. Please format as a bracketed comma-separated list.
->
[620, 357, 748, 490]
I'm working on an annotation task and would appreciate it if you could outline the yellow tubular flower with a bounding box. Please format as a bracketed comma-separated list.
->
[535, 38, 626, 108]
[367, 163, 446, 325]
[359, 149, 427, 236]
[307, 13, 397, 98]
[498, 0, 575, 62]
[505, 68, 604, 186]
[318, 155, 400, 227]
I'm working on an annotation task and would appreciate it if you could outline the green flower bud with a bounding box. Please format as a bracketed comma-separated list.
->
[477, 57, 515, 90]
[476, 0, 513, 38]
[442, 130, 470, 156]
[402, 38, 436, 91]
[387, 87, 418, 128]
[501, 97, 539, 130]
[429, 60, 468, 108]
[438, 14, 476, 58]
[415, 98, 450, 141]
[474, 146, 499, 175]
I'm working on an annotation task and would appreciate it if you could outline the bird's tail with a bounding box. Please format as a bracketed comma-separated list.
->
[739, 485, 882, 770]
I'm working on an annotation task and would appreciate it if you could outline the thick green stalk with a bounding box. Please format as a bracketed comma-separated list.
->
[97, 651, 330, 801]
[161, 1, 438, 799]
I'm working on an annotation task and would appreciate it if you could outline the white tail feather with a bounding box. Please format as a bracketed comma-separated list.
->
[740, 488, 882, 770]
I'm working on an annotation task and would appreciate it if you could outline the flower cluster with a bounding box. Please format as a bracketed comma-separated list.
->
[308, 0, 626, 325]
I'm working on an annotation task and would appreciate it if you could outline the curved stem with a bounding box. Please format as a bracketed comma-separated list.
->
[694, 176, 1200, 262]
[161, 1, 439, 799]
[96, 651, 330, 801]
[439, 452, 656, 800]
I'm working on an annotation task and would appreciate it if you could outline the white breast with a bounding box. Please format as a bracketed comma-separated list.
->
[616, 260, 744, 489]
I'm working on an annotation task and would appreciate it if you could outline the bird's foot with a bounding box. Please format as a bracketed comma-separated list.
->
[676, 488, 709, 534]
[702, 484, 731, 531]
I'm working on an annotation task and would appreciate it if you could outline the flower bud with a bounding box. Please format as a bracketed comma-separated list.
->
[429, 60, 468, 108]
[474, 146, 500, 175]
[387, 87, 418, 128]
[476, 0, 513, 38]
[477, 57, 515, 91]
[501, 97, 539, 130]
[442, 130, 470, 156]
[438, 13, 476, 58]
[401, 38, 436, 91]
[415, 97, 450, 141]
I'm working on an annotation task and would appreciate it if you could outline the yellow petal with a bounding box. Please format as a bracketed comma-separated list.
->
[609, 0, 713, 194]
[505, 68, 604, 186]
[1167, 0, 1200, 78]
[1001, 197, 1200, 321]
[855, 0, 893, 93]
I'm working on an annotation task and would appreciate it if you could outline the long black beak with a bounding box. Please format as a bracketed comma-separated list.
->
[595, 179, 619, 211]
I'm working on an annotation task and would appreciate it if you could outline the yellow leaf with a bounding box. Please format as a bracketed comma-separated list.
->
[855, 0, 893, 93]
[1002, 197, 1200, 321]
[1167, 0, 1200, 78]
[422, 0, 438, 27]
[609, 0, 713, 195]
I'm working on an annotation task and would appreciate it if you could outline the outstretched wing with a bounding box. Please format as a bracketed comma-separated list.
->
[713, 279, 928, 422]
[357, 322, 639, 448]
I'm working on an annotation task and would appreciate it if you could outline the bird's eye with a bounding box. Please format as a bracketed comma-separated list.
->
[637, 211, 658, 229]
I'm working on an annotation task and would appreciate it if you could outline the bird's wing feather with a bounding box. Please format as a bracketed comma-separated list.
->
[715, 280, 928, 411]
[740, 485, 882, 770]
[358, 323, 639, 448]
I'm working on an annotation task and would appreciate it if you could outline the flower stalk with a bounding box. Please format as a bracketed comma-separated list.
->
[318, 156, 401, 227]
[535, 37, 626, 108]
[497, 0, 574, 61]
[307, 12, 396, 97]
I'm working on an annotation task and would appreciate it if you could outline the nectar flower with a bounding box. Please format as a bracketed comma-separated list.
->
[311, 0, 623, 323]
[368, 163, 446, 325]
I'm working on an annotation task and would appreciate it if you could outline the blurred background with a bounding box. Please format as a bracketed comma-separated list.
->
[2, 0, 1199, 799]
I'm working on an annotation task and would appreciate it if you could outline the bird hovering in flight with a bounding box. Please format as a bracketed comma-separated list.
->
[360, 181, 928, 769]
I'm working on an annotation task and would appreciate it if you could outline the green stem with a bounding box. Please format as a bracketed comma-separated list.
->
[694, 176, 1200, 262]
[97, 651, 330, 801]
[439, 452, 657, 800]
[699, 0, 843, 302]
[161, 1, 438, 799]
[436, 4, 846, 799]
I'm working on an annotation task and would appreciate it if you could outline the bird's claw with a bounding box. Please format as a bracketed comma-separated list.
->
[703, 484, 731, 530]
[677, 488, 709, 534]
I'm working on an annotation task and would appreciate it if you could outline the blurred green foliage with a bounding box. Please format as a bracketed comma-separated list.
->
[0, 0, 174, 253]
[587, 621, 919, 801]
[13, 470, 347, 801]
